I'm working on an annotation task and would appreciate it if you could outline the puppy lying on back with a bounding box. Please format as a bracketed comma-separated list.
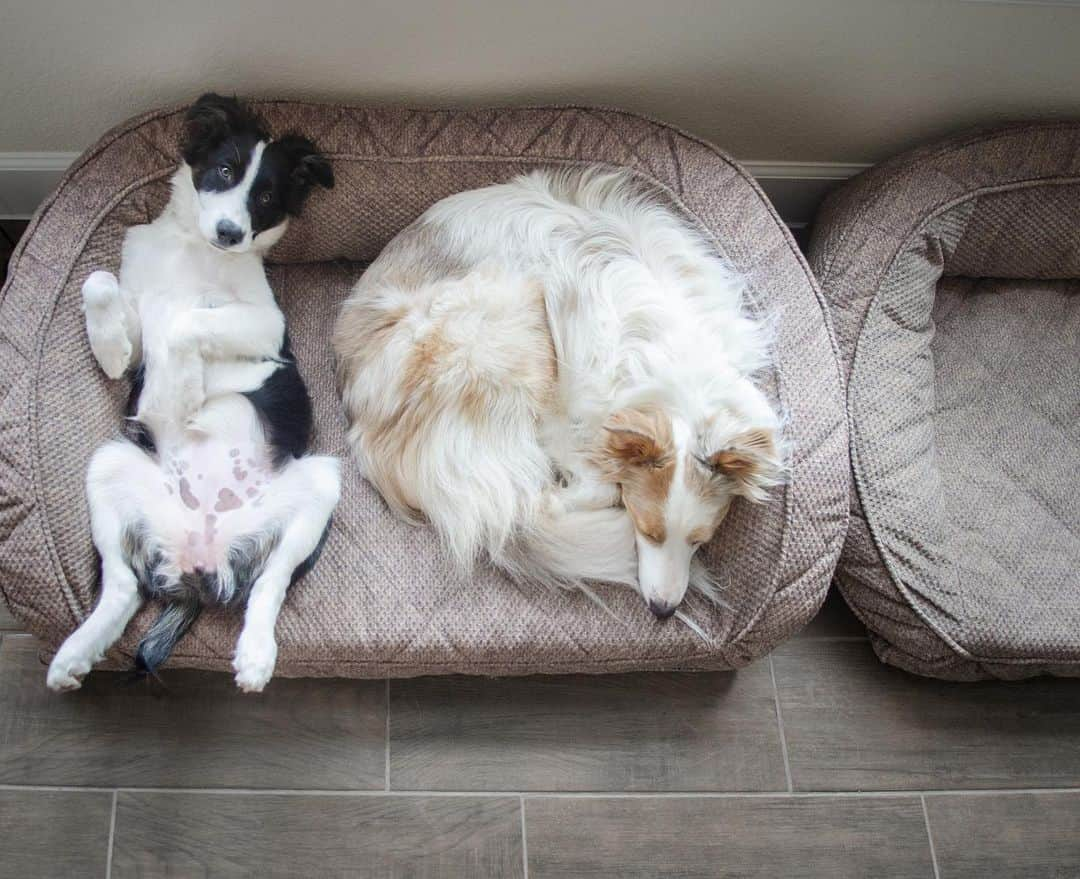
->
[47, 94, 340, 692]
[335, 169, 783, 619]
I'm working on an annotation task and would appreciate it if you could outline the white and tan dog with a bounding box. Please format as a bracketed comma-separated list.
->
[335, 169, 782, 619]
[47, 94, 340, 692]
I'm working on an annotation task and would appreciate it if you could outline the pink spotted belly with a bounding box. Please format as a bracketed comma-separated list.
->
[160, 439, 274, 573]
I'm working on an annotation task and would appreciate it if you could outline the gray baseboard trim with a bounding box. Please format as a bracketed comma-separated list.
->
[742, 161, 869, 226]
[0, 152, 869, 227]
[0, 153, 81, 219]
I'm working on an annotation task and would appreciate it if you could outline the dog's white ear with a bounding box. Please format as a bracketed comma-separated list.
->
[707, 428, 782, 501]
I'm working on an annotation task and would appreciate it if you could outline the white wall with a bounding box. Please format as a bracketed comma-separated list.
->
[2, 0, 1079, 163]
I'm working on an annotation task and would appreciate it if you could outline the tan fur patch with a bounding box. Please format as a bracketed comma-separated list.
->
[593, 407, 675, 544]
[334, 221, 466, 396]
[709, 428, 776, 482]
[624, 476, 671, 545]
[600, 407, 673, 468]
[402, 327, 451, 399]
[341, 270, 557, 526]
[457, 278, 556, 425]
[681, 453, 737, 544]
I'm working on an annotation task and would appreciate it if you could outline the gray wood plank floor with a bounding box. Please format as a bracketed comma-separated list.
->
[3, 567, 1080, 875]
[925, 792, 1080, 879]
[526, 795, 936, 878]
[390, 662, 787, 791]
[0, 636, 386, 789]
[773, 638, 1080, 791]
[0, 788, 113, 879]
[111, 792, 524, 879]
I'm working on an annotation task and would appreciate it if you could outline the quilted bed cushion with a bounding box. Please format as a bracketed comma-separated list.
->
[0, 103, 847, 677]
[810, 123, 1080, 680]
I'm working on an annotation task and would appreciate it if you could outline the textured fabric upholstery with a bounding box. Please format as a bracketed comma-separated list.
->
[0, 103, 847, 677]
[810, 123, 1080, 680]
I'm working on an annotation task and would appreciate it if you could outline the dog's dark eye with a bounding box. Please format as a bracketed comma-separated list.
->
[259, 191, 273, 206]
[219, 165, 233, 181]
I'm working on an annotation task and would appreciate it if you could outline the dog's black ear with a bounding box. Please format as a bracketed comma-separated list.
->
[275, 134, 334, 213]
[181, 93, 267, 165]
[297, 152, 335, 190]
[182, 93, 234, 164]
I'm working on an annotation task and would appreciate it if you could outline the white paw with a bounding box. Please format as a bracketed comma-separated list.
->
[233, 634, 277, 693]
[82, 271, 131, 379]
[81, 270, 120, 309]
[46, 651, 92, 692]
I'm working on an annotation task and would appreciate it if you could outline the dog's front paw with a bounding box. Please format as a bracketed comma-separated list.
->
[233, 634, 277, 693]
[82, 271, 131, 379]
[46, 651, 92, 692]
[81, 270, 120, 309]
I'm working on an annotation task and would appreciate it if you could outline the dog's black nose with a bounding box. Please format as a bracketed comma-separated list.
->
[215, 220, 243, 247]
[648, 599, 677, 620]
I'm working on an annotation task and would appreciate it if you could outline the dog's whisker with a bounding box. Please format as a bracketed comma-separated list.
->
[574, 581, 627, 625]
[673, 608, 713, 645]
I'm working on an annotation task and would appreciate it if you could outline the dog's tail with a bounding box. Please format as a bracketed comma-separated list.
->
[344, 269, 558, 571]
[505, 503, 724, 619]
[135, 593, 202, 675]
[504, 505, 639, 593]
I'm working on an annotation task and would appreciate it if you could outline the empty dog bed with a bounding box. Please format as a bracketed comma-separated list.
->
[0, 102, 847, 677]
[810, 122, 1080, 680]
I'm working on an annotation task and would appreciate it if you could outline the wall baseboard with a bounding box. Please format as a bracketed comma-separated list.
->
[0, 153, 80, 219]
[0, 152, 869, 226]
[742, 161, 870, 226]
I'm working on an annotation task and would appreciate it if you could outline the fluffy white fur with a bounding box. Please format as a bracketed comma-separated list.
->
[335, 169, 783, 619]
[47, 161, 340, 693]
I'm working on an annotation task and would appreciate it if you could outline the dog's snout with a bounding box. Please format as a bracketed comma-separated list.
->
[648, 598, 678, 620]
[215, 220, 243, 247]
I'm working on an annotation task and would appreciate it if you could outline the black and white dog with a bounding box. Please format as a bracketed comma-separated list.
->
[47, 94, 340, 693]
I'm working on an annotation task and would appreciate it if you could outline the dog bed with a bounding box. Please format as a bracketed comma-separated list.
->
[0, 102, 847, 677]
[809, 122, 1080, 680]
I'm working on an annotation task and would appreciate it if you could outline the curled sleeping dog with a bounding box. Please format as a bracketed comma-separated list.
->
[335, 168, 784, 624]
[47, 93, 340, 693]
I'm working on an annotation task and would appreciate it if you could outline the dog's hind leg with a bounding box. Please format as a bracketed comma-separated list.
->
[47, 440, 162, 691]
[232, 455, 340, 692]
